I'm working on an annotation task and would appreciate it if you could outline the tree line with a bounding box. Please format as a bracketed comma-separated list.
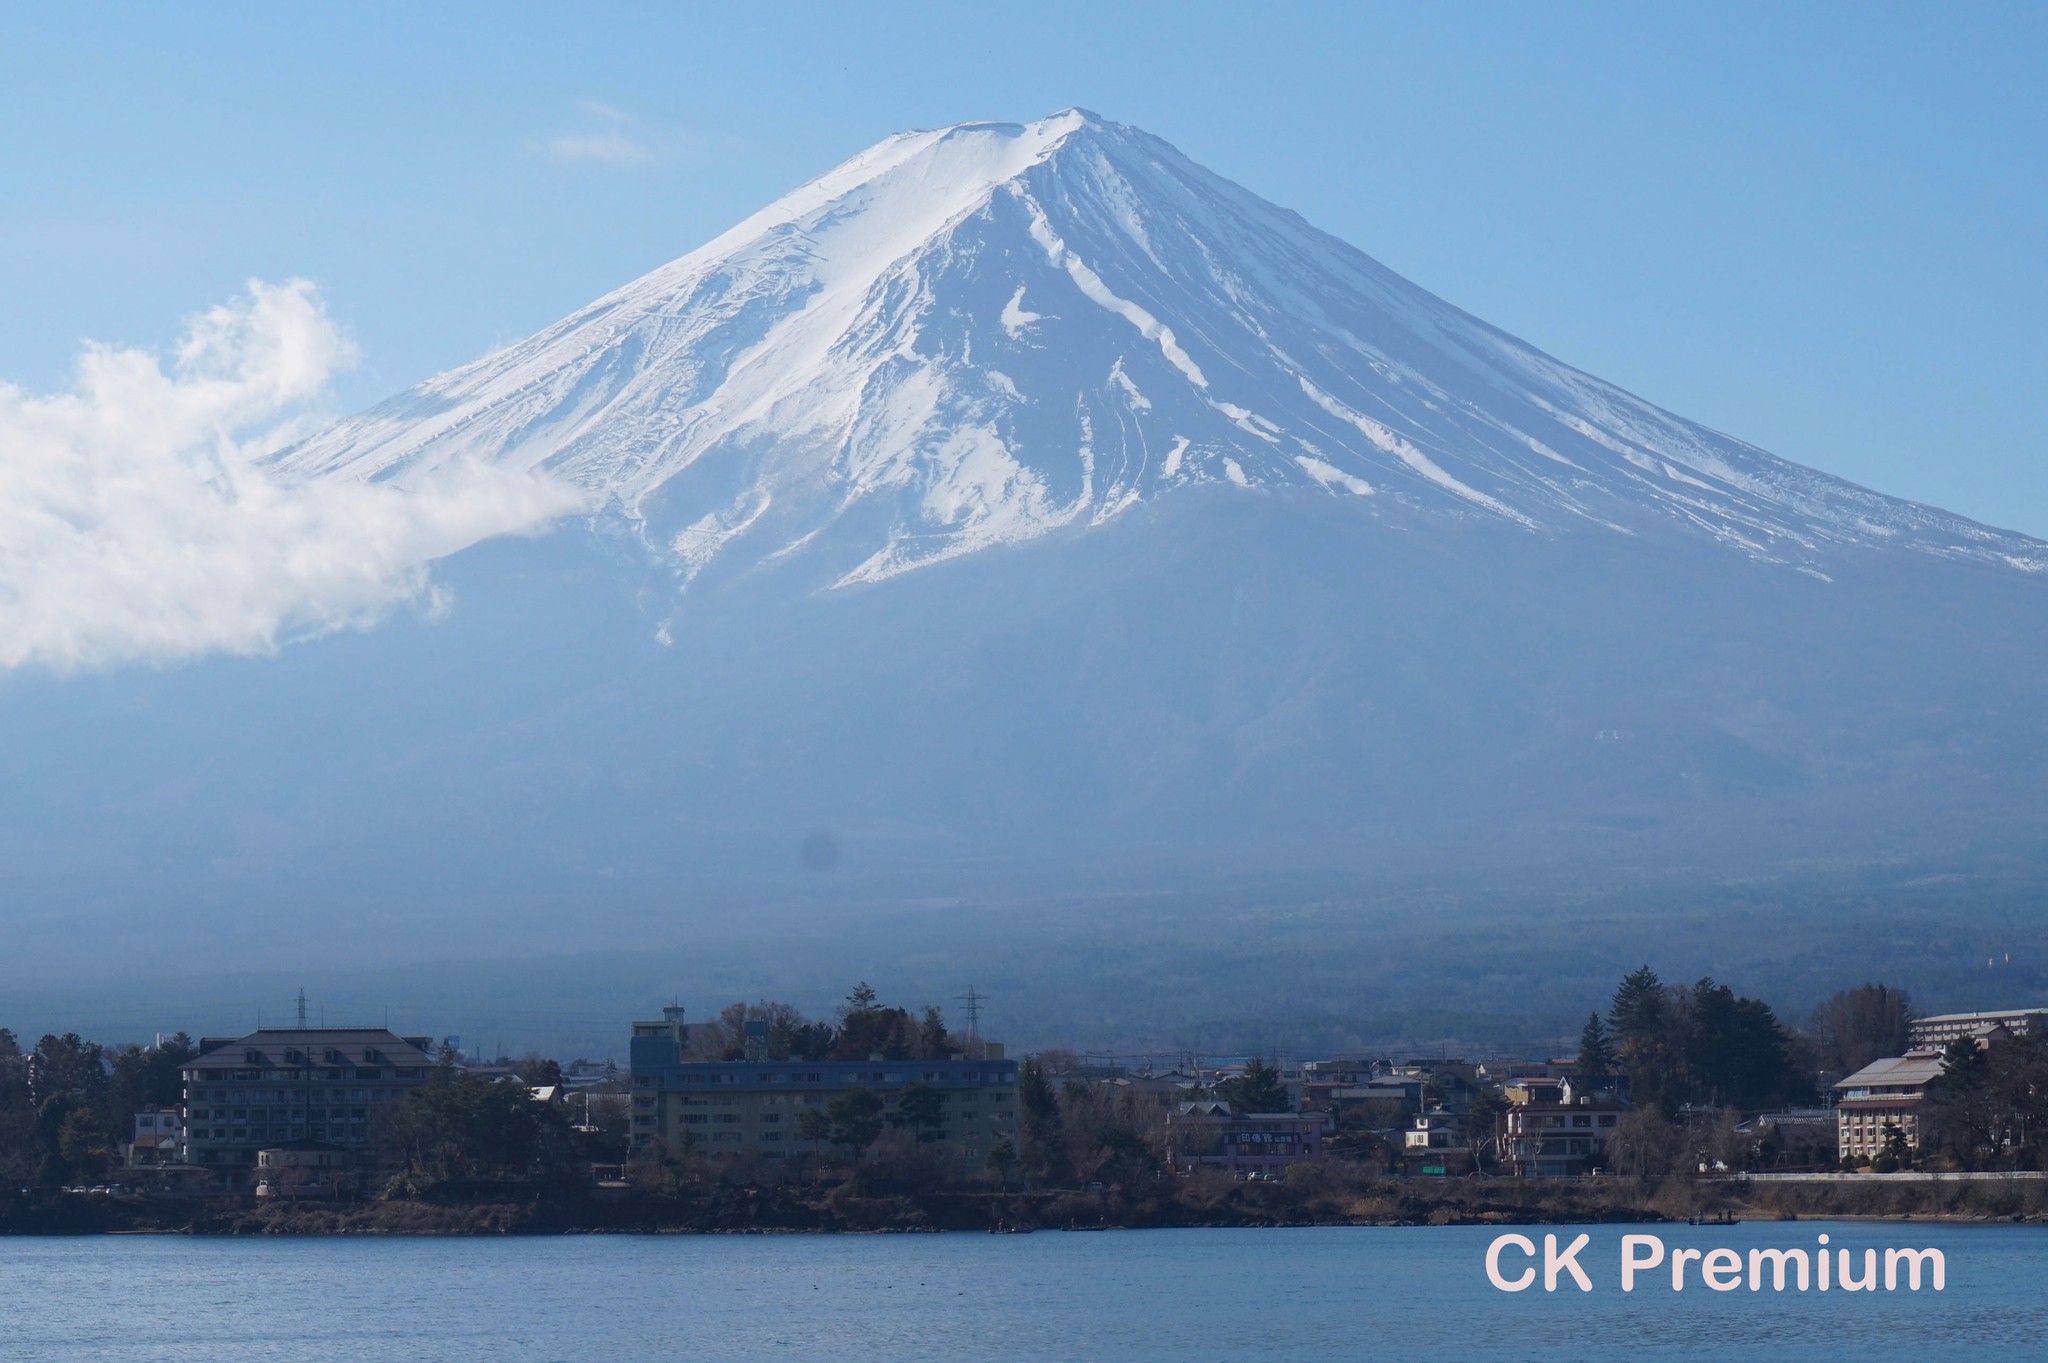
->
[684, 982, 972, 1065]
[1915, 1034, 2048, 1171]
[1575, 968, 2027, 1176]
[0, 1029, 194, 1189]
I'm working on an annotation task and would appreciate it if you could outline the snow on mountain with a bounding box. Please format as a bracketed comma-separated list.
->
[274, 109, 2047, 592]
[13, 111, 2048, 997]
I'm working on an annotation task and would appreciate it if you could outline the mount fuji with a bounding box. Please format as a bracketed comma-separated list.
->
[7, 111, 2047, 1031]
[282, 109, 2038, 586]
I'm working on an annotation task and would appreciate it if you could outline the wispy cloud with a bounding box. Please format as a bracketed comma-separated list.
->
[0, 280, 583, 671]
[536, 101, 658, 166]
[540, 129, 656, 165]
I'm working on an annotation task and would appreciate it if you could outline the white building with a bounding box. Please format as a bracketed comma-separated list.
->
[125, 1108, 185, 1168]
[1908, 1009, 2047, 1050]
[1833, 1051, 1947, 1162]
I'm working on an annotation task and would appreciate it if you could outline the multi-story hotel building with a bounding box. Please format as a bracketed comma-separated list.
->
[1908, 1009, 2048, 1050]
[1833, 1050, 1948, 1162]
[180, 1027, 439, 1185]
[627, 1009, 1018, 1169]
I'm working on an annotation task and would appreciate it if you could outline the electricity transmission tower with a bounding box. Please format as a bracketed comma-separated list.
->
[954, 986, 988, 1042]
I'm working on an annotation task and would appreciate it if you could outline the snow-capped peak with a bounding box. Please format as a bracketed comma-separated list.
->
[274, 110, 2046, 587]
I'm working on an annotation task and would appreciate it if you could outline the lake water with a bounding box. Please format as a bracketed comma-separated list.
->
[2, 1223, 2041, 1361]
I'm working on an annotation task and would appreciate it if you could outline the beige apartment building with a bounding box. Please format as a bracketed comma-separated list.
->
[1908, 1009, 2048, 1050]
[1833, 1050, 1947, 1162]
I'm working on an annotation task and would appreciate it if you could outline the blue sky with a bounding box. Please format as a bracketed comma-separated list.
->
[4, 2, 2045, 532]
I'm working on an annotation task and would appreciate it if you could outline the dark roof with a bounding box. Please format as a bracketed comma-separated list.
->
[187, 1028, 436, 1072]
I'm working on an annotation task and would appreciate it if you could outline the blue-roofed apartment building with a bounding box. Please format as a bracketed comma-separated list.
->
[628, 1008, 1019, 1170]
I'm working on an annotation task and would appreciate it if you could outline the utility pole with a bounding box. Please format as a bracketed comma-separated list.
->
[296, 989, 308, 1030]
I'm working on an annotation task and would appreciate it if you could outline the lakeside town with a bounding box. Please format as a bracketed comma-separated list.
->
[5, 968, 2047, 1234]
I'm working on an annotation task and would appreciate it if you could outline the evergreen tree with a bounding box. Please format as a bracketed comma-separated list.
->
[1607, 966, 1671, 1110]
[107, 1034, 195, 1133]
[1577, 1012, 1613, 1077]
[1684, 977, 1808, 1109]
[824, 1089, 885, 1161]
[1215, 1057, 1292, 1113]
[983, 1134, 1017, 1187]
[388, 1067, 571, 1181]
[1016, 1058, 1071, 1187]
[784, 1021, 836, 1062]
[1608, 967, 1665, 1049]
[34, 1092, 84, 1189]
[916, 1006, 952, 1061]
[890, 1083, 949, 1143]
[56, 1106, 109, 1181]
[1922, 1037, 1998, 1167]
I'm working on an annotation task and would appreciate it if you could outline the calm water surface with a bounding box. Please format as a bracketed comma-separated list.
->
[2, 1223, 2042, 1361]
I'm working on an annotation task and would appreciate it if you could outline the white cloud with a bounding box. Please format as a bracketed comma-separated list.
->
[538, 102, 661, 165]
[540, 130, 656, 165]
[0, 279, 585, 672]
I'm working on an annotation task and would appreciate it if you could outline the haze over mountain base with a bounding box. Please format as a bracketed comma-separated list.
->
[3, 491, 2044, 1052]
[5, 111, 2044, 1051]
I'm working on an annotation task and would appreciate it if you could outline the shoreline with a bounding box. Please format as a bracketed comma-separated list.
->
[10, 1173, 2045, 1237]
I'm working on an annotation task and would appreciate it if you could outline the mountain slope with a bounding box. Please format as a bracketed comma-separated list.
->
[276, 109, 2045, 594]
[4, 111, 2045, 997]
